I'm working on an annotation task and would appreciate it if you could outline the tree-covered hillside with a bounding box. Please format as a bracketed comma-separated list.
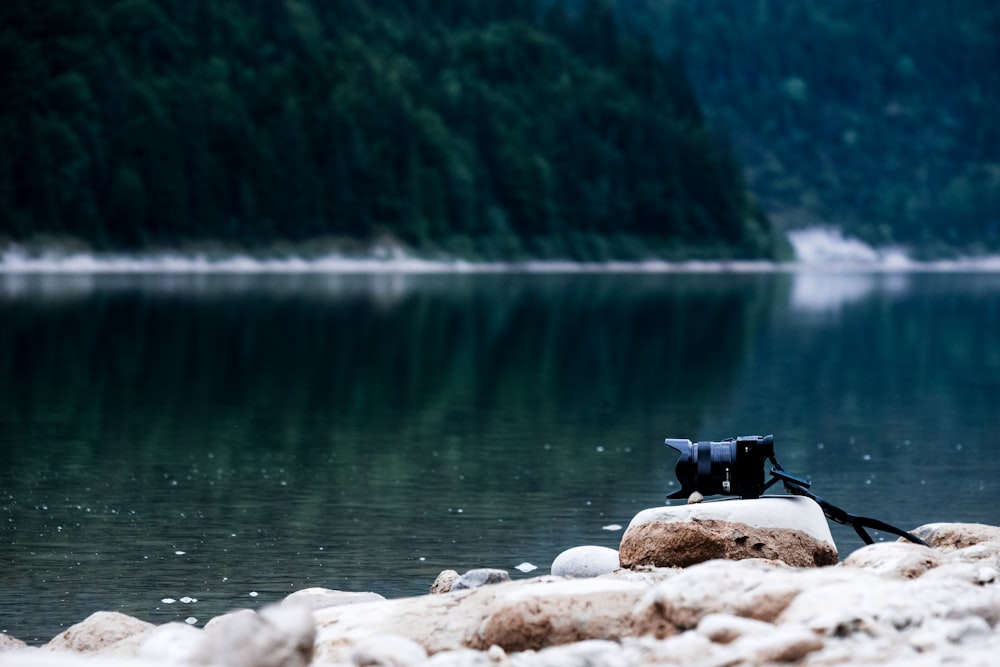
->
[612, 0, 1000, 256]
[0, 0, 775, 260]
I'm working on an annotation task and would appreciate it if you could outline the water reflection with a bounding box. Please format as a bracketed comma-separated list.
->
[790, 271, 910, 314]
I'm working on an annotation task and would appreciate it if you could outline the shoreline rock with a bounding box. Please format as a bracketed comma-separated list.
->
[620, 496, 839, 569]
[550, 545, 621, 578]
[1, 521, 998, 666]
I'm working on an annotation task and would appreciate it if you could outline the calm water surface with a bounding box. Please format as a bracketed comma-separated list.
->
[1, 271, 999, 643]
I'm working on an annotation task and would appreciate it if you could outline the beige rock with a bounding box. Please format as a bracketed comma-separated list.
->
[203, 608, 257, 631]
[628, 632, 722, 665]
[620, 497, 838, 569]
[696, 613, 776, 644]
[779, 573, 1000, 637]
[632, 559, 804, 637]
[908, 523, 1000, 550]
[728, 624, 824, 663]
[843, 541, 942, 578]
[450, 569, 510, 592]
[470, 578, 647, 652]
[313, 575, 649, 661]
[944, 540, 1000, 563]
[0, 652, 175, 667]
[281, 587, 385, 610]
[550, 545, 620, 578]
[0, 634, 27, 652]
[196, 603, 315, 667]
[907, 616, 991, 653]
[133, 622, 203, 664]
[517, 639, 634, 667]
[350, 634, 428, 666]
[42, 611, 153, 653]
[419, 648, 493, 666]
[430, 570, 459, 594]
[93, 604, 314, 667]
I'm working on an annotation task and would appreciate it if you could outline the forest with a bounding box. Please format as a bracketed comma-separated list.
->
[610, 0, 1000, 256]
[0, 0, 774, 260]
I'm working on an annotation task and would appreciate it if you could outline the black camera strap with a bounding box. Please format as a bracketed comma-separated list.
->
[767, 462, 928, 547]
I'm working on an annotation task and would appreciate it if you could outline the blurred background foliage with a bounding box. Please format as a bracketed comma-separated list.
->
[606, 0, 1000, 256]
[3, 0, 996, 259]
[0, 0, 773, 260]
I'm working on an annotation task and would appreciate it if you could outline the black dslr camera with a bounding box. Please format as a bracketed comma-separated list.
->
[665, 434, 778, 500]
[663, 433, 927, 546]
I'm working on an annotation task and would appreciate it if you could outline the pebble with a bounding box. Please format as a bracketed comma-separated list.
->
[550, 545, 620, 578]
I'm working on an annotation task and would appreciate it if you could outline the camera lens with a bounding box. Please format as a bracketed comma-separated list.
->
[665, 435, 772, 500]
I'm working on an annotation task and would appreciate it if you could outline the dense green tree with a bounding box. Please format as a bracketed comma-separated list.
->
[0, 0, 774, 259]
[609, 0, 1000, 255]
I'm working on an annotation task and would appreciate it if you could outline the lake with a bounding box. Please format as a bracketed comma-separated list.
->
[2, 269, 999, 643]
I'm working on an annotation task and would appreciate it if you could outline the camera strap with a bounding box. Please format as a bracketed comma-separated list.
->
[767, 463, 928, 547]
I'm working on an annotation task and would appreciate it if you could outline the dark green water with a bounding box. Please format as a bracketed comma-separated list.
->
[2, 271, 999, 643]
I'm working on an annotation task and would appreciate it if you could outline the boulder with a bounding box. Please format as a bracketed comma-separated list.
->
[203, 608, 257, 631]
[843, 541, 941, 578]
[550, 546, 620, 578]
[944, 540, 1000, 563]
[632, 558, 806, 637]
[919, 561, 999, 586]
[470, 577, 647, 652]
[132, 623, 203, 664]
[99, 604, 315, 667]
[0, 634, 27, 652]
[778, 573, 1000, 642]
[281, 587, 385, 610]
[908, 522, 1000, 550]
[450, 568, 510, 591]
[350, 634, 428, 666]
[619, 496, 838, 569]
[0, 651, 176, 667]
[312, 575, 649, 661]
[725, 624, 824, 664]
[43, 611, 153, 653]
[696, 613, 776, 644]
[430, 570, 459, 594]
[196, 603, 315, 667]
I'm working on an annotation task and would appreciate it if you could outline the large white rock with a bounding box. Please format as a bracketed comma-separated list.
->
[0, 634, 27, 652]
[449, 569, 510, 591]
[843, 541, 942, 578]
[908, 523, 1000, 550]
[0, 653, 175, 667]
[350, 633, 427, 666]
[620, 496, 838, 568]
[42, 611, 153, 653]
[778, 572, 1000, 638]
[312, 575, 650, 662]
[196, 603, 315, 667]
[133, 623, 203, 664]
[96, 604, 315, 667]
[550, 546, 620, 578]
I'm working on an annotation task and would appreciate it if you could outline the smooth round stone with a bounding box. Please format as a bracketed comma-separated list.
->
[551, 546, 621, 577]
[450, 568, 511, 591]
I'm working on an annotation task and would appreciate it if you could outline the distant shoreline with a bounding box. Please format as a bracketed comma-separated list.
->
[3, 252, 1000, 276]
[3, 228, 1000, 274]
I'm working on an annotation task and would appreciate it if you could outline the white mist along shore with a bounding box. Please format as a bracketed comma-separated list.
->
[3, 228, 1000, 274]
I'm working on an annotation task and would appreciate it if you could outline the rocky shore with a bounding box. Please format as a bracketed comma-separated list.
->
[1, 502, 999, 667]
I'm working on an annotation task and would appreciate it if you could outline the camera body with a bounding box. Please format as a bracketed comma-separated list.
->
[665, 434, 775, 500]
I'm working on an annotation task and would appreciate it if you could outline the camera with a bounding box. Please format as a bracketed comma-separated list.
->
[665, 434, 776, 500]
[663, 433, 928, 547]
